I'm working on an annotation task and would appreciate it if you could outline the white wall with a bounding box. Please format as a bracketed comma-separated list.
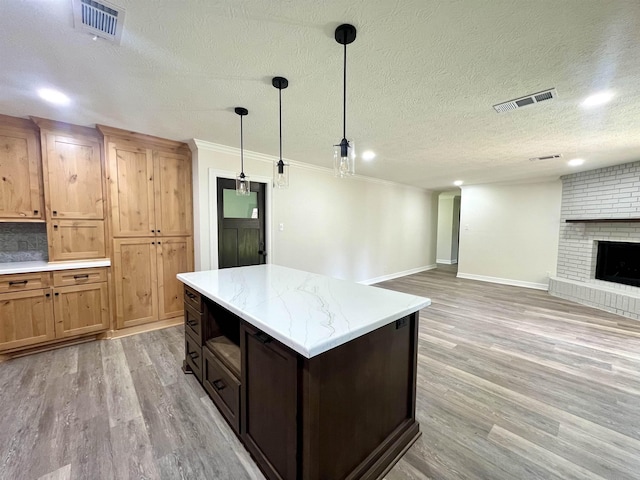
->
[457, 181, 562, 289]
[191, 140, 438, 283]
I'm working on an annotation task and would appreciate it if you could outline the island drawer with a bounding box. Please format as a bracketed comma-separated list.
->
[185, 304, 202, 344]
[185, 333, 202, 382]
[0, 272, 50, 293]
[184, 286, 203, 313]
[203, 346, 240, 434]
[52, 268, 107, 287]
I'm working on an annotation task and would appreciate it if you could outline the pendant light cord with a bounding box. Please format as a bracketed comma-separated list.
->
[279, 87, 283, 161]
[240, 114, 244, 174]
[343, 41, 347, 139]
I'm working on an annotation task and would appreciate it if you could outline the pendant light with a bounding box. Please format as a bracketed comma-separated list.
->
[334, 23, 357, 178]
[234, 107, 250, 196]
[272, 76, 289, 188]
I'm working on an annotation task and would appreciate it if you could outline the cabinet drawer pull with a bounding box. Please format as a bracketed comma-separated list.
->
[189, 351, 199, 360]
[73, 274, 89, 280]
[254, 332, 272, 344]
[52, 210, 58, 215]
[33, 210, 39, 215]
[186, 292, 197, 300]
[8, 280, 28, 286]
[186, 319, 197, 327]
[212, 379, 226, 391]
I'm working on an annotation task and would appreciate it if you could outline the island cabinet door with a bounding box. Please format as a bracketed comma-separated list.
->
[241, 324, 298, 480]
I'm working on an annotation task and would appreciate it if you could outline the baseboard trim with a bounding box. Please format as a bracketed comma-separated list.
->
[101, 317, 184, 340]
[436, 259, 458, 265]
[359, 264, 437, 285]
[456, 272, 548, 291]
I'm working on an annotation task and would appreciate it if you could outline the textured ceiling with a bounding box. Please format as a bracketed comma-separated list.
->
[1, 0, 640, 189]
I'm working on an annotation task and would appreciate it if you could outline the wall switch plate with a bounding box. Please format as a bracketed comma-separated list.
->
[279, 223, 284, 231]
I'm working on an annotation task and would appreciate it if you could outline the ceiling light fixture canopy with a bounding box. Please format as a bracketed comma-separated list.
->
[334, 23, 357, 178]
[235, 107, 250, 196]
[37, 88, 70, 106]
[272, 76, 289, 189]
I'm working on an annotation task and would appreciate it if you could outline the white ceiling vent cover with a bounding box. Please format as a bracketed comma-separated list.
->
[72, 0, 126, 44]
[529, 154, 562, 162]
[493, 88, 557, 113]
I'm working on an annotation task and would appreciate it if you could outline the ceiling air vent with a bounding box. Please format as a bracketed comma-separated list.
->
[72, 0, 126, 44]
[529, 154, 562, 162]
[493, 88, 557, 113]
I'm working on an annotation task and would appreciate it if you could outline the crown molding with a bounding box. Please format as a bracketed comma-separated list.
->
[191, 139, 431, 191]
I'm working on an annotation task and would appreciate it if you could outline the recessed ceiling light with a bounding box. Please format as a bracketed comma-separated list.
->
[37, 88, 70, 106]
[453, 180, 464, 186]
[568, 158, 585, 167]
[581, 91, 614, 108]
[361, 150, 376, 161]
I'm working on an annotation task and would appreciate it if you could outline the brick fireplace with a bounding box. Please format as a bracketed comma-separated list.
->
[549, 161, 640, 321]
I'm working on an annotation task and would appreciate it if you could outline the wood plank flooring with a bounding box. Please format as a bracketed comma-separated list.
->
[1, 265, 639, 479]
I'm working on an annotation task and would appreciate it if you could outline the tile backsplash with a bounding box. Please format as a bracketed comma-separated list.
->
[0, 223, 48, 262]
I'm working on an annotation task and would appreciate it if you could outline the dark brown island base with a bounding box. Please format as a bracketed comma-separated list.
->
[178, 265, 430, 480]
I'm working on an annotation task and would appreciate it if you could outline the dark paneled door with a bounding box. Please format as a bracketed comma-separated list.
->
[217, 178, 266, 269]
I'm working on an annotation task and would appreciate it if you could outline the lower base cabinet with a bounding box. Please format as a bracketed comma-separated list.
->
[0, 268, 110, 353]
[0, 289, 55, 351]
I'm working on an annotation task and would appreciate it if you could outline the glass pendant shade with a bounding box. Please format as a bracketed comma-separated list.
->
[274, 159, 289, 188]
[236, 173, 250, 196]
[333, 139, 355, 177]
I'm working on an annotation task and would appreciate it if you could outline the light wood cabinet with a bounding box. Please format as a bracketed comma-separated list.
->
[100, 125, 194, 330]
[42, 133, 104, 219]
[53, 283, 109, 338]
[50, 220, 106, 261]
[107, 144, 155, 237]
[157, 237, 193, 320]
[153, 151, 192, 237]
[113, 236, 193, 328]
[106, 142, 191, 238]
[0, 115, 44, 220]
[0, 267, 110, 352]
[113, 238, 159, 328]
[0, 289, 55, 351]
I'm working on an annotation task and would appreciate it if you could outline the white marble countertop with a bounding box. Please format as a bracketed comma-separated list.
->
[0, 259, 111, 275]
[177, 265, 431, 358]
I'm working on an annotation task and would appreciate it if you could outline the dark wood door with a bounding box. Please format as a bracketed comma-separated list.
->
[241, 324, 297, 480]
[217, 178, 266, 269]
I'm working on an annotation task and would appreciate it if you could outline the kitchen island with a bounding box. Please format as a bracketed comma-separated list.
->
[177, 265, 430, 480]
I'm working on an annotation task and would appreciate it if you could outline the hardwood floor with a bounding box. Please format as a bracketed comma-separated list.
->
[1, 265, 640, 479]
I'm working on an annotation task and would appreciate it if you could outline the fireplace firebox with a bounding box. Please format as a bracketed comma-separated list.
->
[595, 241, 640, 288]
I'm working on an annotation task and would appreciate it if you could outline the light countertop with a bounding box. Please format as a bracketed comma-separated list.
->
[0, 259, 111, 275]
[177, 264, 431, 358]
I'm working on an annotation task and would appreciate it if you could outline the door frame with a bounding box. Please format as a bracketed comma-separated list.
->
[208, 169, 272, 270]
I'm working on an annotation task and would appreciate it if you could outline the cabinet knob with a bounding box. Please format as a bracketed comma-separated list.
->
[54, 292, 59, 296]
[45, 293, 51, 298]
[158, 241, 161, 245]
[52, 210, 57, 215]
[152, 242, 155, 245]
[151, 230, 155, 233]
[33, 210, 39, 215]
[157, 230, 161, 233]
[53, 225, 58, 229]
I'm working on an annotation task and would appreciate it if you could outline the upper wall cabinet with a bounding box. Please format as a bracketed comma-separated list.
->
[99, 125, 192, 238]
[35, 119, 105, 220]
[0, 114, 44, 221]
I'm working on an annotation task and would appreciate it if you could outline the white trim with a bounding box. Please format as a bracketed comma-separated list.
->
[456, 272, 549, 291]
[436, 259, 458, 265]
[358, 264, 437, 285]
[207, 169, 273, 270]
[193, 139, 430, 191]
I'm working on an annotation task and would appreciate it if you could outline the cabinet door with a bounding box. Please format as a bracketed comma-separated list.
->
[156, 237, 193, 320]
[0, 289, 54, 351]
[49, 220, 106, 261]
[0, 124, 43, 219]
[44, 134, 104, 219]
[241, 324, 298, 480]
[113, 238, 158, 329]
[53, 283, 109, 338]
[107, 143, 155, 237]
[153, 151, 192, 237]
